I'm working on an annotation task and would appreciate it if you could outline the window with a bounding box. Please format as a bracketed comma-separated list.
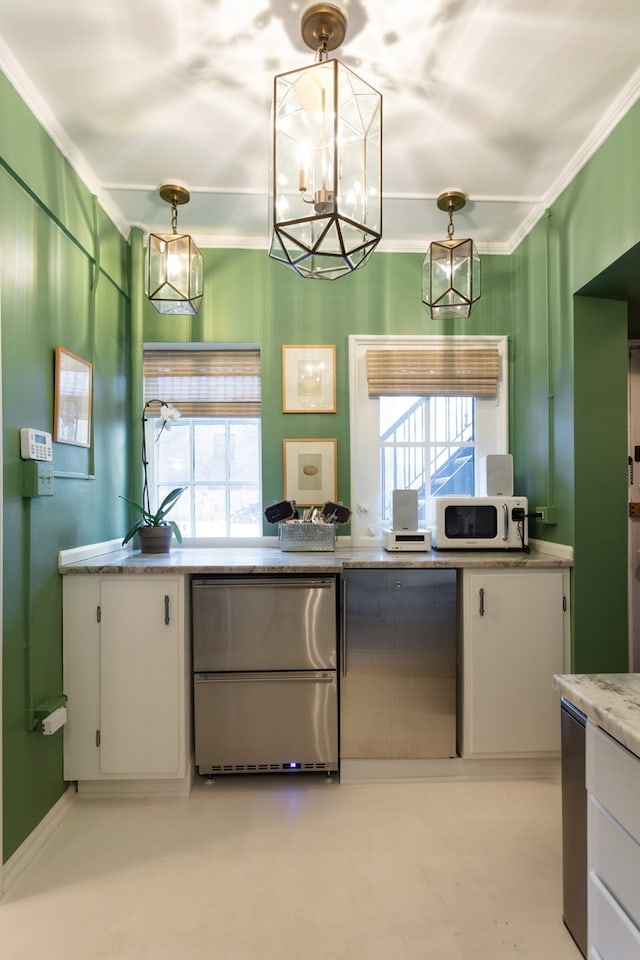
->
[144, 345, 262, 539]
[349, 335, 508, 544]
[379, 394, 475, 519]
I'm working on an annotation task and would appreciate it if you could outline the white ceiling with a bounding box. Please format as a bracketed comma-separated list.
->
[2, 0, 640, 254]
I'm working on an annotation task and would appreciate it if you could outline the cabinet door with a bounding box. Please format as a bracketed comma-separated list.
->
[99, 577, 184, 776]
[340, 569, 457, 759]
[463, 569, 565, 757]
[63, 576, 101, 780]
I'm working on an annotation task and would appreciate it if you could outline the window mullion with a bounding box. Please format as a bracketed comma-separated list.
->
[189, 421, 196, 537]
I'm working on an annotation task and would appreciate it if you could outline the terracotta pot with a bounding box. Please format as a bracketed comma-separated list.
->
[137, 524, 173, 554]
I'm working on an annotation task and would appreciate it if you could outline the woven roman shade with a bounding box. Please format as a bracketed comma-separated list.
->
[144, 348, 261, 417]
[365, 347, 500, 398]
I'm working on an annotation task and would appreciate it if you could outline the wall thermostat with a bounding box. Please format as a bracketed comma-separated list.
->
[20, 428, 53, 461]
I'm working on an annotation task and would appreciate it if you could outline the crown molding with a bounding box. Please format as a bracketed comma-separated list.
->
[0, 37, 129, 238]
[542, 66, 640, 213]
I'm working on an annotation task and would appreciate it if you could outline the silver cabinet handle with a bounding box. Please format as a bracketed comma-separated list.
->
[194, 672, 334, 683]
[192, 578, 334, 589]
[479, 587, 485, 617]
[341, 577, 348, 678]
[164, 594, 170, 625]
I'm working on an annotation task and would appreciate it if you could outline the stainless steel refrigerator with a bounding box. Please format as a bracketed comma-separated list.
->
[192, 576, 338, 775]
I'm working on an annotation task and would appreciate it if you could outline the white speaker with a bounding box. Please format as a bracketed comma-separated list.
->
[392, 489, 418, 530]
[478, 454, 513, 496]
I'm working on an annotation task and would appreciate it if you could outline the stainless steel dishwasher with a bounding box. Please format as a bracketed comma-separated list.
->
[340, 568, 457, 759]
[560, 697, 587, 958]
[192, 576, 338, 775]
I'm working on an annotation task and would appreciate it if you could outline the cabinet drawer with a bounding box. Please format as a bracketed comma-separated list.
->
[589, 872, 640, 959]
[586, 722, 640, 843]
[194, 671, 338, 774]
[589, 794, 640, 927]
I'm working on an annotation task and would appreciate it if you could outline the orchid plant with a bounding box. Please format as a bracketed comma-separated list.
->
[121, 399, 186, 545]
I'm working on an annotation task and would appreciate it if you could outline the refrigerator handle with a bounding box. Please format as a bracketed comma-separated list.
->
[341, 576, 348, 677]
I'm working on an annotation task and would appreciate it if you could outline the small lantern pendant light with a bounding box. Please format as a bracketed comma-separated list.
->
[269, 2, 382, 280]
[422, 191, 480, 320]
[146, 184, 204, 315]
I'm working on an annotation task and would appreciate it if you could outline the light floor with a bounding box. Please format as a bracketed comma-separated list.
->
[1, 776, 581, 960]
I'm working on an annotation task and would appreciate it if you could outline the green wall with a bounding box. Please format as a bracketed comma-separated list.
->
[510, 99, 640, 671]
[1, 71, 131, 860]
[555, 100, 640, 667]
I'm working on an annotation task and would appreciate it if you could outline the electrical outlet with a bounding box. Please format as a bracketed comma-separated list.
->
[536, 505, 558, 525]
[21, 460, 54, 497]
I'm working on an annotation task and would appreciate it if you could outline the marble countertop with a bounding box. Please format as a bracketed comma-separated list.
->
[553, 673, 640, 757]
[60, 543, 571, 575]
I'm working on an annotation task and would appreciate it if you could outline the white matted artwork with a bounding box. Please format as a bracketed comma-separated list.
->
[283, 438, 337, 506]
[282, 344, 336, 412]
[53, 345, 92, 447]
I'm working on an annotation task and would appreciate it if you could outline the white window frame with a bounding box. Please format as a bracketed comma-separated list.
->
[142, 341, 264, 546]
[146, 415, 263, 541]
[348, 334, 509, 546]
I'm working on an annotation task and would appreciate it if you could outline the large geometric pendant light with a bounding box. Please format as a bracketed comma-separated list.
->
[146, 184, 204, 315]
[421, 191, 481, 320]
[269, 3, 382, 280]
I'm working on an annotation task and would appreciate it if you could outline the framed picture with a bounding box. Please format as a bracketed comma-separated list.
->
[54, 346, 92, 447]
[283, 438, 337, 506]
[282, 344, 336, 412]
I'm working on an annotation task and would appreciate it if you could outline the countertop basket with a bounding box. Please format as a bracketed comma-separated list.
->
[278, 522, 336, 552]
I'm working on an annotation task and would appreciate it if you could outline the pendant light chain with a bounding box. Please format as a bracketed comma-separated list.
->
[170, 201, 178, 235]
[315, 36, 329, 63]
[447, 206, 455, 240]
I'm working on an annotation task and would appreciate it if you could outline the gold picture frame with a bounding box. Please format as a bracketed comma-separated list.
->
[283, 438, 337, 506]
[282, 344, 336, 412]
[54, 346, 92, 447]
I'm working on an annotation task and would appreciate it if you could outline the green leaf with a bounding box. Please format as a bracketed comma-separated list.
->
[120, 487, 185, 544]
[155, 487, 186, 521]
[119, 495, 153, 522]
[121, 518, 145, 546]
[168, 519, 183, 543]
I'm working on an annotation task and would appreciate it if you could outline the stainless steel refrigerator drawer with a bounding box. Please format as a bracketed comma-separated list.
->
[194, 671, 338, 774]
[192, 577, 336, 672]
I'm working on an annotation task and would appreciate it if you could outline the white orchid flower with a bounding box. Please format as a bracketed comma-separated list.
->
[159, 403, 181, 429]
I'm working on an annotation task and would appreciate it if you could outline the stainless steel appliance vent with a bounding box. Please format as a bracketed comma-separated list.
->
[205, 762, 332, 775]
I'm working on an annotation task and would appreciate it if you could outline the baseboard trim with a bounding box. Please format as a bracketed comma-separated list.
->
[2, 783, 77, 896]
[58, 539, 127, 568]
[76, 771, 194, 798]
[529, 538, 574, 561]
[339, 756, 561, 784]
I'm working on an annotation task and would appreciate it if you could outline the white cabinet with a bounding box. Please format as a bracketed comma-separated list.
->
[461, 568, 567, 758]
[63, 575, 189, 788]
[587, 721, 640, 958]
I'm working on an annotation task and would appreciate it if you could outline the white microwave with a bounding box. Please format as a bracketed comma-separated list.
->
[427, 496, 528, 550]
